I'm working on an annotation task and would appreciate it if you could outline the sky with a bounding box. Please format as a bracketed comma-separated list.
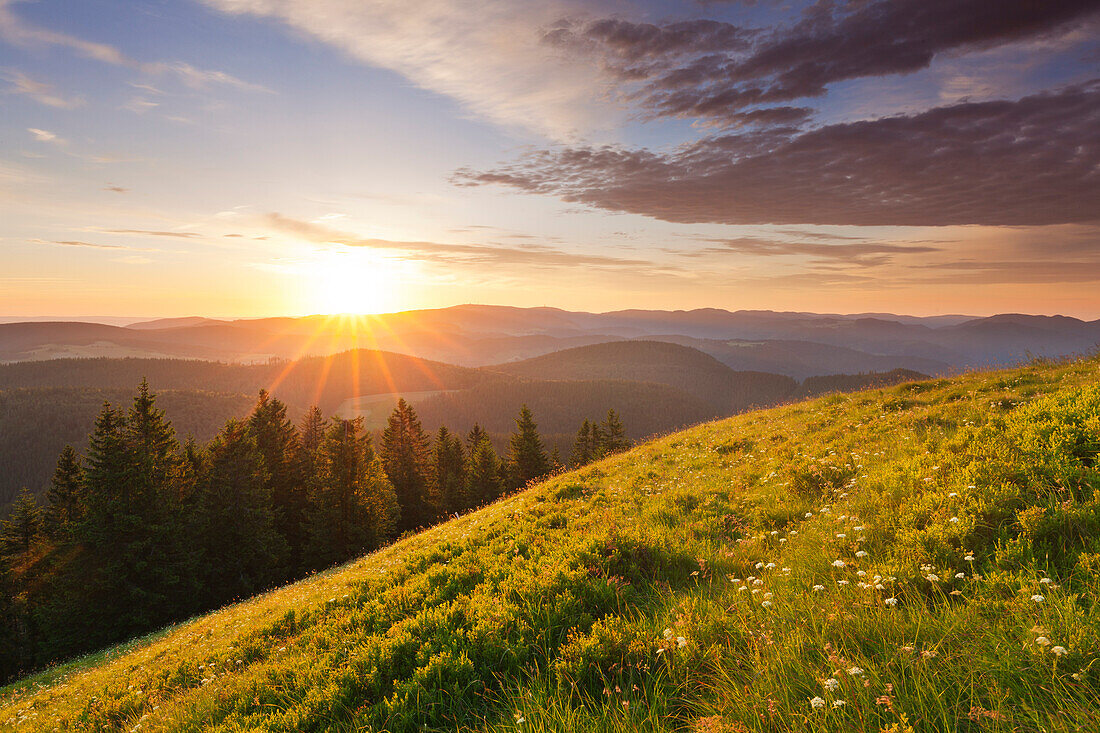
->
[1, 0, 1098, 319]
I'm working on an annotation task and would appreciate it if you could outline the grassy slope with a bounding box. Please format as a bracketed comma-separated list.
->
[3, 356, 1100, 732]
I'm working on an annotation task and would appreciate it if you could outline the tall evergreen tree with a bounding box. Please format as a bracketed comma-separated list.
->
[598, 409, 631, 455]
[193, 420, 287, 607]
[248, 390, 305, 571]
[429, 426, 466, 517]
[307, 419, 398, 567]
[507, 405, 550, 489]
[466, 436, 503, 507]
[570, 419, 595, 467]
[466, 423, 488, 453]
[1, 490, 41, 557]
[381, 399, 433, 530]
[44, 445, 83, 540]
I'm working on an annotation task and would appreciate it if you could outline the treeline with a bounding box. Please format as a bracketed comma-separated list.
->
[0, 382, 630, 683]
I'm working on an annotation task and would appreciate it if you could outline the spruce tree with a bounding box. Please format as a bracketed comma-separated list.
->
[307, 419, 398, 567]
[1, 489, 41, 557]
[467, 423, 488, 453]
[44, 445, 83, 540]
[598, 409, 631, 455]
[507, 405, 550, 489]
[193, 420, 287, 607]
[466, 436, 503, 507]
[429, 426, 466, 517]
[570, 420, 594, 467]
[381, 399, 433, 530]
[248, 391, 305, 571]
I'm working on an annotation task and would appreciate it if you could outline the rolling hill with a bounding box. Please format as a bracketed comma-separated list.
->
[2, 306, 1096, 371]
[490, 340, 798, 411]
[3, 355, 1098, 731]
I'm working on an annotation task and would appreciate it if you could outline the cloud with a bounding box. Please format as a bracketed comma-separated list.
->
[0, 0, 269, 93]
[103, 185, 129, 193]
[43, 239, 127, 249]
[682, 236, 940, 266]
[27, 127, 64, 144]
[202, 0, 613, 138]
[263, 212, 670, 271]
[458, 81, 1100, 227]
[546, 0, 1100, 125]
[101, 229, 200, 238]
[1, 69, 82, 108]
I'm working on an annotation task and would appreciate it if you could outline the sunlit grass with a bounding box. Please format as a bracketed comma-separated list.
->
[2, 356, 1099, 731]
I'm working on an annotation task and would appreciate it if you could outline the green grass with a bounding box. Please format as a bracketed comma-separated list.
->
[3, 356, 1100, 732]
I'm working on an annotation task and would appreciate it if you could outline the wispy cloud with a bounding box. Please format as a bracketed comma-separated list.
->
[0, 0, 270, 93]
[100, 229, 200, 238]
[263, 212, 672, 272]
[27, 127, 64, 145]
[202, 0, 611, 138]
[1, 69, 82, 108]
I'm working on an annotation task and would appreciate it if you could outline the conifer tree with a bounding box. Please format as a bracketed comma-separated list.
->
[598, 409, 631, 455]
[248, 391, 305, 570]
[429, 426, 466, 517]
[466, 436, 503, 507]
[381, 399, 433, 530]
[1, 489, 41, 557]
[193, 420, 286, 607]
[570, 419, 595, 467]
[44, 445, 83, 540]
[507, 405, 550, 489]
[466, 423, 488, 453]
[307, 418, 398, 567]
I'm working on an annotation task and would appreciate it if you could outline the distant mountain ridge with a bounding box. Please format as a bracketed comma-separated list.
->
[2, 306, 1095, 372]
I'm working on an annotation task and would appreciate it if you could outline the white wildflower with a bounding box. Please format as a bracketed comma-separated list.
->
[884, 597, 898, 607]
[809, 696, 826, 709]
[823, 678, 840, 691]
[1052, 646, 1068, 657]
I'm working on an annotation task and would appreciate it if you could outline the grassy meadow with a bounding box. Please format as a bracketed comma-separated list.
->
[2, 355, 1099, 732]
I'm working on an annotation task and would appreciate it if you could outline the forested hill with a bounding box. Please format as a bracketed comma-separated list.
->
[2, 355, 1098, 731]
[0, 350, 494, 414]
[490, 340, 798, 411]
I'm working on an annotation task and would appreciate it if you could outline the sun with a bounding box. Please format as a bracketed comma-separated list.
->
[306, 250, 404, 315]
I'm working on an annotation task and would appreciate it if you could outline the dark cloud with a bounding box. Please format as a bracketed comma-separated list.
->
[457, 81, 1100, 227]
[264, 213, 673, 272]
[547, 0, 1100, 124]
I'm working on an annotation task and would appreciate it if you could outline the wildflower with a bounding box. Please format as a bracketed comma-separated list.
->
[765, 562, 777, 569]
[1040, 577, 1052, 584]
[884, 597, 898, 607]
[663, 628, 673, 639]
[824, 678, 840, 691]
[809, 696, 826, 709]
[832, 560, 847, 568]
[1036, 637, 1051, 646]
[836, 533, 847, 539]
[729, 577, 741, 584]
[1031, 594, 1045, 603]
[856, 570, 867, 577]
[805, 512, 814, 518]
[837, 580, 849, 586]
[756, 562, 765, 569]
[926, 574, 940, 582]
[1053, 646, 1068, 657]
[847, 666, 864, 676]
[515, 714, 526, 724]
[948, 492, 958, 497]
[813, 585, 825, 592]
[853, 526, 864, 532]
[855, 550, 868, 558]
[763, 592, 773, 599]
[833, 700, 847, 708]
[950, 517, 959, 523]
[790, 530, 798, 536]
[676, 636, 688, 648]
[761, 600, 773, 608]
[964, 554, 975, 562]
[955, 573, 966, 579]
